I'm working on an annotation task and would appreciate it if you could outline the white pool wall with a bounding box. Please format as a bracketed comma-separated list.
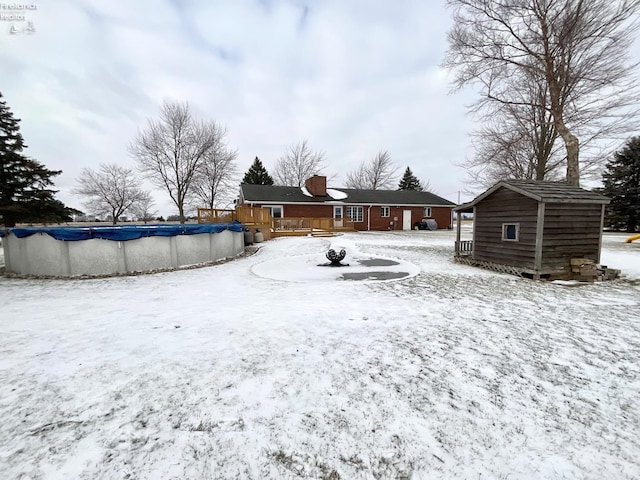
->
[2, 229, 244, 277]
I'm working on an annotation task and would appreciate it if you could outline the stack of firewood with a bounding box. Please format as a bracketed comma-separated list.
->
[570, 258, 620, 282]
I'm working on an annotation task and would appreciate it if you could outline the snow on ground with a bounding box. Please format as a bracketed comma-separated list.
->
[0, 230, 639, 479]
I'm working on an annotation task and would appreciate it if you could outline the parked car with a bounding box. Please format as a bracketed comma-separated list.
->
[414, 219, 438, 231]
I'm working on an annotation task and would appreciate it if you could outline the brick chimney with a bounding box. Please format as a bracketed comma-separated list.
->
[305, 175, 327, 196]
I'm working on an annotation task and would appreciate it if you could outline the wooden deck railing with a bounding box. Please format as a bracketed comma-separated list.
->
[197, 208, 237, 224]
[197, 207, 353, 235]
[273, 217, 354, 232]
[197, 206, 273, 225]
[455, 240, 473, 256]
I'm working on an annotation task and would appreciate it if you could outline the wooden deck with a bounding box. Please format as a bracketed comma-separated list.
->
[197, 208, 354, 238]
[272, 217, 355, 237]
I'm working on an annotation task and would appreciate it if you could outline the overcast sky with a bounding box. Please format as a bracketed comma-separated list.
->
[3, 0, 481, 217]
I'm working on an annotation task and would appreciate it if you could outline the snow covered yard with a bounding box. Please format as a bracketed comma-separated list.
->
[1, 230, 639, 480]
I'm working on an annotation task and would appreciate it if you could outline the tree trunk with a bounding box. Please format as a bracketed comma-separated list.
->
[563, 133, 580, 187]
[548, 76, 580, 186]
[549, 105, 580, 186]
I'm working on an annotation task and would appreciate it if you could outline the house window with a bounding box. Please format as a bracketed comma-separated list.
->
[263, 205, 283, 218]
[346, 206, 364, 222]
[381, 206, 390, 217]
[502, 223, 520, 241]
[424, 207, 432, 217]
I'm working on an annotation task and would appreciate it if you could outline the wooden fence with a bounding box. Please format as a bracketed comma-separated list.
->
[236, 206, 272, 225]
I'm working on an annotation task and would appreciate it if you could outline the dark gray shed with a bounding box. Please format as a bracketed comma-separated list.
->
[454, 180, 610, 278]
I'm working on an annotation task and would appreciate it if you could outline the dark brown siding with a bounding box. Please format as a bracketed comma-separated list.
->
[541, 203, 602, 270]
[473, 187, 538, 268]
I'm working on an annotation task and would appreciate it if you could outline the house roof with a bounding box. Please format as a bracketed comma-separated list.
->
[454, 180, 610, 212]
[240, 183, 456, 206]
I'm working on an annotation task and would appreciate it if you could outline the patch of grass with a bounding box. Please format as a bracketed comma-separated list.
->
[192, 420, 217, 432]
[269, 449, 306, 476]
[269, 449, 341, 479]
[339, 453, 365, 470]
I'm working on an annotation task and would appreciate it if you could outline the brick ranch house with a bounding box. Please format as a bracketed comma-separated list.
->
[238, 175, 456, 231]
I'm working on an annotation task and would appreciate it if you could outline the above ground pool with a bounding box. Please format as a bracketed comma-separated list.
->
[0, 222, 245, 277]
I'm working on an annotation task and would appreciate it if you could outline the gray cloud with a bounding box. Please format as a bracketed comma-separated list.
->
[4, 0, 480, 215]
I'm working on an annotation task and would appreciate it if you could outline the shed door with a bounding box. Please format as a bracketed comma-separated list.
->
[402, 210, 412, 230]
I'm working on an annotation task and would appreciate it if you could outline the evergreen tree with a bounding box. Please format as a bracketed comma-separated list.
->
[242, 156, 274, 185]
[0, 93, 73, 227]
[602, 137, 640, 232]
[397, 166, 423, 191]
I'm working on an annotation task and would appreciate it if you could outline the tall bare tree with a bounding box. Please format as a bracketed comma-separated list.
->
[345, 150, 398, 190]
[189, 123, 239, 209]
[73, 163, 147, 224]
[444, 0, 640, 186]
[462, 70, 561, 187]
[273, 140, 327, 186]
[463, 85, 565, 190]
[129, 101, 220, 223]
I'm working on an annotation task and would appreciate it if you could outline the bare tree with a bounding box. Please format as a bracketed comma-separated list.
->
[465, 71, 562, 186]
[273, 140, 327, 186]
[420, 179, 435, 194]
[345, 150, 399, 190]
[73, 163, 147, 224]
[189, 123, 239, 209]
[129, 100, 220, 223]
[444, 0, 640, 186]
[462, 86, 565, 190]
[131, 191, 156, 223]
[344, 162, 369, 190]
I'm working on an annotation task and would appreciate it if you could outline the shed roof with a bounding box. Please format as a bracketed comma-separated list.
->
[241, 183, 456, 206]
[454, 180, 609, 212]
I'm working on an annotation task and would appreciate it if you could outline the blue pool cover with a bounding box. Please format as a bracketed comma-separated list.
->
[1, 221, 245, 241]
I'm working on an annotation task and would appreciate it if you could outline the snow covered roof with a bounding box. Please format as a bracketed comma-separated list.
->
[454, 180, 610, 212]
[240, 183, 456, 206]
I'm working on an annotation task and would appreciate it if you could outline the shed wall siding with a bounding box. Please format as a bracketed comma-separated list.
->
[541, 203, 602, 269]
[473, 188, 538, 268]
